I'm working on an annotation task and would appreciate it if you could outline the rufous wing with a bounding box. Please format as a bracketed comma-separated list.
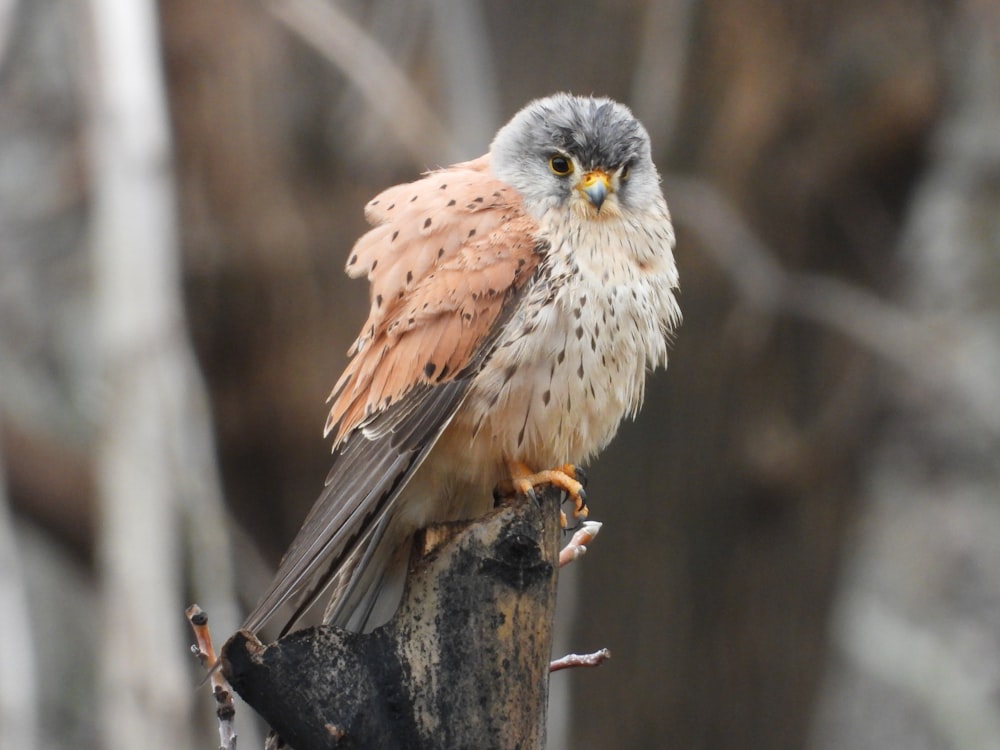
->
[242, 155, 544, 635]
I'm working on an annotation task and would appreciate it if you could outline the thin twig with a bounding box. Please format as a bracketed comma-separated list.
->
[265, 0, 451, 163]
[559, 521, 602, 568]
[550, 648, 612, 673]
[187, 605, 238, 750]
[87, 0, 193, 745]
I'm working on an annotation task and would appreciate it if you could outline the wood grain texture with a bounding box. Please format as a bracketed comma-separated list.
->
[223, 487, 562, 749]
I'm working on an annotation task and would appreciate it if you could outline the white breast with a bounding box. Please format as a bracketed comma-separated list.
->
[444, 201, 680, 491]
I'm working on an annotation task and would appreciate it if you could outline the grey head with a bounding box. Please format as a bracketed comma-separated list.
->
[489, 93, 662, 218]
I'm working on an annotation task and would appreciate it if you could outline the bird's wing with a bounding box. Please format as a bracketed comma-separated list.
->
[242, 155, 544, 635]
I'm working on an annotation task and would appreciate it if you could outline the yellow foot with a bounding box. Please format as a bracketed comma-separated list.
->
[504, 460, 588, 527]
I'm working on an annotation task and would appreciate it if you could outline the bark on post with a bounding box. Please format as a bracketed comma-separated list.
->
[222, 487, 564, 749]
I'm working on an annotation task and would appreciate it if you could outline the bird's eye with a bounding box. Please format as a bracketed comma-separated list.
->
[548, 155, 574, 176]
[620, 163, 631, 181]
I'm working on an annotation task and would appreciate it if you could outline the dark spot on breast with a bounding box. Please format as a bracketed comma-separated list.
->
[468, 228, 477, 238]
[447, 199, 457, 207]
[371, 259, 378, 271]
[504, 364, 517, 382]
[577, 363, 584, 379]
[572, 307, 582, 319]
[410, 195, 418, 202]
[591, 336, 597, 352]
[370, 200, 379, 206]
[375, 294, 383, 308]
[387, 203, 395, 210]
[474, 196, 484, 203]
[557, 349, 565, 364]
[391, 230, 399, 242]
[575, 326, 584, 339]
[424, 217, 432, 229]
[438, 247, 445, 258]
[349, 254, 358, 266]
[406, 270, 413, 283]
[542, 390, 551, 406]
[424, 362, 437, 378]
[439, 183, 448, 190]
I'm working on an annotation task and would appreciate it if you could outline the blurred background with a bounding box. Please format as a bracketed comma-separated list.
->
[2, 0, 999, 748]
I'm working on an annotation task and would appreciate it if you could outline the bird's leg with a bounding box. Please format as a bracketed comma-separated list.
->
[502, 459, 588, 527]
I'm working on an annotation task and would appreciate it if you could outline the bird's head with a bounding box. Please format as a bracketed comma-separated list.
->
[489, 93, 661, 221]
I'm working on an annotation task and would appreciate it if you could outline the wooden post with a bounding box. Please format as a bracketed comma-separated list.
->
[222, 488, 563, 750]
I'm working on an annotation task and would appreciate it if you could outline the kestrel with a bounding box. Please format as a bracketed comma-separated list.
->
[243, 93, 681, 635]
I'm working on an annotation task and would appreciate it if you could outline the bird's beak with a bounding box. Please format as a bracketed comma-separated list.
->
[579, 170, 612, 211]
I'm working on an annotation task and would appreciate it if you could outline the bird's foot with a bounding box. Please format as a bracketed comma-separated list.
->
[502, 460, 588, 527]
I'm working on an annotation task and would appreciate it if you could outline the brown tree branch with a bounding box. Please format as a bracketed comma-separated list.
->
[549, 649, 612, 673]
[187, 605, 238, 750]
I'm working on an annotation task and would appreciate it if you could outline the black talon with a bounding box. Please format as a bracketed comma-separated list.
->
[573, 465, 588, 488]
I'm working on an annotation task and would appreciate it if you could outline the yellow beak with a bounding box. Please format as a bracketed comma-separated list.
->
[579, 170, 612, 211]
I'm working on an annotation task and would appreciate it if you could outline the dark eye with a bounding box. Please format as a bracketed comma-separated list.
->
[548, 155, 574, 176]
[620, 163, 631, 181]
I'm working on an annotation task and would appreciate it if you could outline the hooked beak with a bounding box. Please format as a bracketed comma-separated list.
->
[579, 170, 612, 211]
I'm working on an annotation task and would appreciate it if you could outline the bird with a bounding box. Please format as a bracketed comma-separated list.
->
[243, 93, 681, 636]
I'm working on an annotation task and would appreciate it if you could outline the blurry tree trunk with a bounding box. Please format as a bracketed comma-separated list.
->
[812, 3, 1000, 748]
[87, 0, 192, 746]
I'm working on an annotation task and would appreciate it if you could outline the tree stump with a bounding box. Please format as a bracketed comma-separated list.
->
[222, 488, 563, 749]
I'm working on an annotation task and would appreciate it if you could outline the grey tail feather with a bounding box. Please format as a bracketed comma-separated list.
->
[322, 512, 411, 632]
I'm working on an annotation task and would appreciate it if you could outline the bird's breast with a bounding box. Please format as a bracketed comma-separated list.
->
[443, 210, 679, 490]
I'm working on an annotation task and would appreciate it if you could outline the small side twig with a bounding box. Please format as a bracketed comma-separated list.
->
[550, 648, 612, 673]
[186, 605, 238, 750]
[552, 521, 608, 673]
[559, 520, 603, 568]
